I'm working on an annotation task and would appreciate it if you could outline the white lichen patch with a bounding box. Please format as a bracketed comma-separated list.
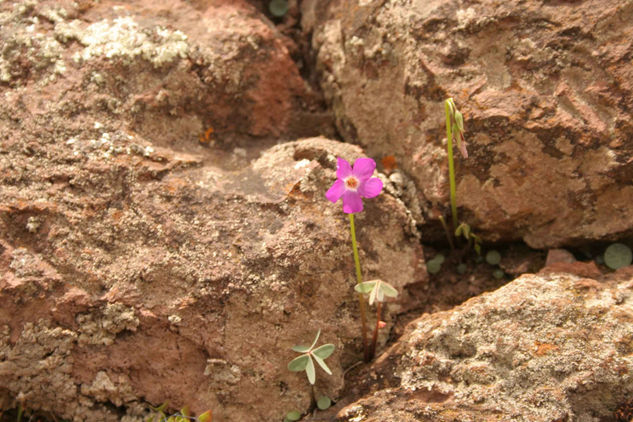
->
[77, 303, 139, 346]
[80, 371, 136, 407]
[73, 17, 189, 68]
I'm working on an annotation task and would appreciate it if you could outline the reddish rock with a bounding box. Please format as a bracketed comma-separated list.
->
[304, 0, 633, 248]
[338, 273, 633, 421]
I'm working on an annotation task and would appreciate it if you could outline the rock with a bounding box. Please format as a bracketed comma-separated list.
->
[0, 1, 424, 420]
[337, 273, 633, 421]
[304, 0, 633, 248]
[0, 0, 332, 146]
[545, 249, 577, 266]
[0, 129, 424, 421]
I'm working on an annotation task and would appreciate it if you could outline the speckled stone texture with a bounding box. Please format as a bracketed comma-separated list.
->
[338, 271, 633, 422]
[0, 0, 425, 420]
[304, 0, 633, 248]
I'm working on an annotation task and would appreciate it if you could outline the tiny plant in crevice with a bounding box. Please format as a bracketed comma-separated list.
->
[439, 98, 484, 262]
[287, 329, 335, 417]
[268, 0, 289, 18]
[326, 157, 386, 362]
[355, 279, 398, 359]
[147, 403, 212, 422]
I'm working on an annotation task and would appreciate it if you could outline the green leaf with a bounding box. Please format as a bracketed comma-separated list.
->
[312, 343, 335, 359]
[604, 243, 633, 270]
[317, 396, 332, 410]
[454, 224, 463, 236]
[305, 355, 316, 384]
[285, 411, 301, 422]
[368, 283, 378, 305]
[474, 243, 482, 255]
[354, 280, 377, 294]
[427, 258, 442, 275]
[454, 110, 464, 133]
[268, 0, 289, 17]
[485, 250, 501, 266]
[312, 354, 332, 376]
[291, 344, 311, 353]
[197, 410, 212, 422]
[309, 329, 321, 351]
[180, 406, 190, 417]
[288, 354, 309, 372]
[434, 253, 445, 264]
[379, 281, 398, 298]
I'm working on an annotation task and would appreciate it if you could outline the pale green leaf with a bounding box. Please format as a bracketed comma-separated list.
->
[376, 286, 385, 303]
[291, 344, 311, 353]
[379, 282, 398, 298]
[288, 354, 309, 372]
[312, 354, 332, 375]
[354, 280, 376, 294]
[312, 343, 335, 359]
[285, 411, 301, 421]
[317, 396, 332, 410]
[368, 283, 378, 305]
[309, 329, 321, 351]
[305, 355, 316, 384]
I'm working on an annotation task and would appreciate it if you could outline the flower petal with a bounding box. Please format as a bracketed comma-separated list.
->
[336, 157, 352, 180]
[352, 158, 376, 181]
[325, 179, 345, 203]
[358, 177, 383, 198]
[342, 191, 363, 214]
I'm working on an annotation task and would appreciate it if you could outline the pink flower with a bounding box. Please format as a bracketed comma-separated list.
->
[326, 157, 383, 213]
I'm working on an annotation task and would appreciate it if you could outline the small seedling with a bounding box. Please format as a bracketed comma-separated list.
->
[485, 250, 501, 266]
[288, 330, 335, 385]
[316, 396, 332, 410]
[354, 279, 398, 306]
[355, 279, 398, 361]
[604, 243, 633, 270]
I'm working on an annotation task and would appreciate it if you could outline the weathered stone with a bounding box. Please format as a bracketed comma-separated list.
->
[0, 1, 423, 420]
[0, 131, 424, 420]
[304, 0, 633, 248]
[338, 273, 633, 421]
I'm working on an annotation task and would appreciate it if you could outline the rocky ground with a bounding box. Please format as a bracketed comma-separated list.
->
[1, 0, 632, 421]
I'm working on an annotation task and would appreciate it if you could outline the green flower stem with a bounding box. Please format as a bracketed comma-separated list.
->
[445, 100, 458, 229]
[368, 300, 382, 361]
[349, 213, 369, 361]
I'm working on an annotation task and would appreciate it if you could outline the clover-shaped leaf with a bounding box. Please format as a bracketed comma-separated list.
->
[354, 279, 398, 306]
[288, 329, 335, 385]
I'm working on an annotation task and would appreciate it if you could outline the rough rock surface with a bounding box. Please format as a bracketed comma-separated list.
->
[304, 0, 633, 248]
[0, 0, 425, 420]
[338, 270, 633, 421]
[0, 130, 425, 421]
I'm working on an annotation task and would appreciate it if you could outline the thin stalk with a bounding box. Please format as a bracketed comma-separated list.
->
[349, 214, 369, 361]
[445, 100, 458, 229]
[368, 300, 382, 360]
[438, 215, 455, 252]
[16, 404, 23, 422]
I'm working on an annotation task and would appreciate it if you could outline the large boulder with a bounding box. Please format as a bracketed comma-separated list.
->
[338, 270, 633, 421]
[304, 0, 633, 248]
[0, 0, 425, 420]
[0, 132, 425, 421]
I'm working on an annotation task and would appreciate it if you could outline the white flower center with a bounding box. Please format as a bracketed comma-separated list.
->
[344, 176, 359, 190]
